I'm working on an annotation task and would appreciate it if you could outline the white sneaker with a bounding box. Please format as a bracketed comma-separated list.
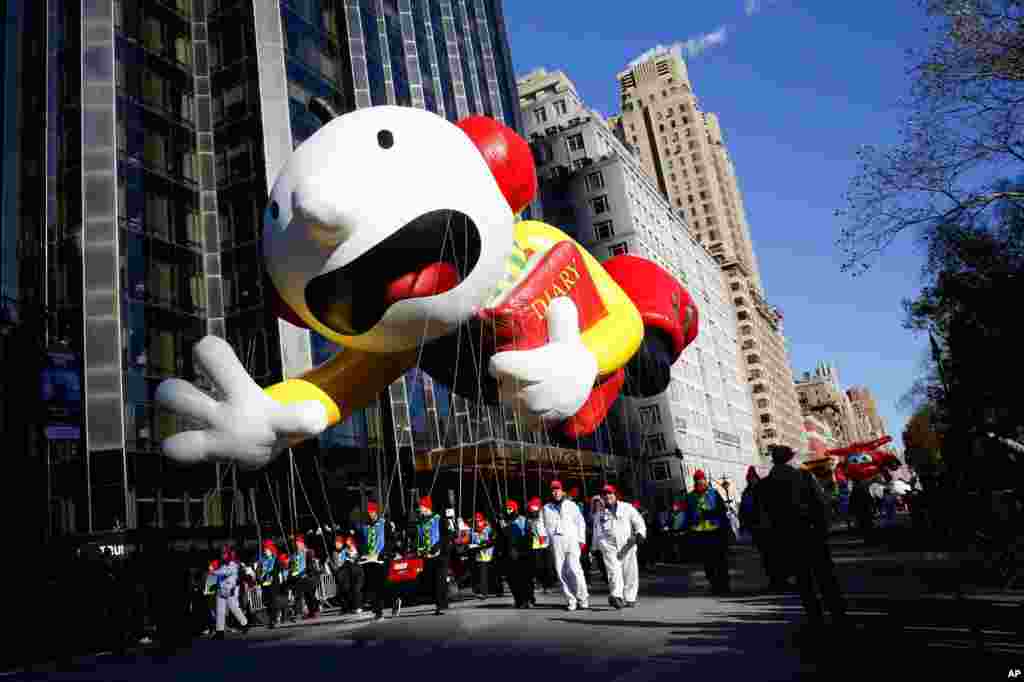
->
[354, 608, 363, 615]
[567, 602, 577, 611]
[579, 600, 589, 610]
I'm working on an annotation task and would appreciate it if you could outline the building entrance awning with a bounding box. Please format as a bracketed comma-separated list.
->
[413, 439, 635, 480]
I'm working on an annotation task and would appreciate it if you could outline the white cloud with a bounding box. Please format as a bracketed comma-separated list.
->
[628, 26, 729, 67]
[745, 0, 761, 15]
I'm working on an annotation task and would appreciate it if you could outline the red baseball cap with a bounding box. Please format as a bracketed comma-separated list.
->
[550, 480, 563, 490]
[601, 484, 617, 494]
[419, 496, 433, 511]
[693, 470, 706, 481]
[505, 500, 519, 513]
[527, 497, 542, 512]
[630, 500, 641, 509]
[367, 501, 379, 514]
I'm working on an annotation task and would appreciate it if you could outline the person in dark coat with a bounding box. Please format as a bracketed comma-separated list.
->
[740, 465, 786, 591]
[755, 445, 848, 629]
[499, 500, 534, 608]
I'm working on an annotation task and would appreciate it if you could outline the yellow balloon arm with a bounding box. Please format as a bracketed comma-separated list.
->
[264, 347, 419, 429]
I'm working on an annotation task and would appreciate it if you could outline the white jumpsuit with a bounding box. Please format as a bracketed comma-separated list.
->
[541, 499, 589, 607]
[592, 502, 647, 603]
[213, 561, 248, 632]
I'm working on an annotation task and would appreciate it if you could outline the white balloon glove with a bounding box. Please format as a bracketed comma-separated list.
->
[488, 297, 598, 428]
[154, 335, 328, 469]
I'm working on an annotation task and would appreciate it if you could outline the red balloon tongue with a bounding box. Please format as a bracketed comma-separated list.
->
[383, 261, 460, 306]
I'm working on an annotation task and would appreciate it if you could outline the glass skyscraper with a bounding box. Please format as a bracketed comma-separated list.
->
[41, 0, 538, 537]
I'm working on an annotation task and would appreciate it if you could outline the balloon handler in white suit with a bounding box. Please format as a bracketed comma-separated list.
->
[211, 546, 249, 640]
[151, 100, 698, 491]
[592, 484, 647, 610]
[541, 480, 590, 611]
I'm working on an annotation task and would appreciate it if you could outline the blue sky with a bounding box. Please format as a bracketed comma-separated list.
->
[502, 1, 936, 449]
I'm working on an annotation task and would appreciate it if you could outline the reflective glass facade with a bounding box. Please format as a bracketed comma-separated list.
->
[41, 0, 530, 536]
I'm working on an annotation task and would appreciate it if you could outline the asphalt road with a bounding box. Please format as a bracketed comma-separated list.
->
[9, 535, 1022, 681]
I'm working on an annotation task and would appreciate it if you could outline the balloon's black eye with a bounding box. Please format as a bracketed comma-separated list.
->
[377, 129, 394, 149]
[270, 201, 280, 220]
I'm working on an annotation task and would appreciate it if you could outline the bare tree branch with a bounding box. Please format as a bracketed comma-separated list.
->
[838, 0, 1024, 272]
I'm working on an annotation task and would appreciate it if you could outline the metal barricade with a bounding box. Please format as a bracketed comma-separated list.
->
[243, 573, 336, 615]
[246, 586, 264, 612]
[317, 572, 338, 601]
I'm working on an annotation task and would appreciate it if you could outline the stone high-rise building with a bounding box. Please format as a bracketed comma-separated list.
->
[847, 387, 887, 441]
[613, 47, 802, 456]
[795, 362, 868, 449]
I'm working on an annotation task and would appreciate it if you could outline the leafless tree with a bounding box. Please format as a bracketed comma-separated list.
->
[836, 0, 1024, 274]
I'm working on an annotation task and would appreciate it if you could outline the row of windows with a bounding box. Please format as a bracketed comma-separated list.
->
[115, 2, 194, 71]
[532, 98, 569, 124]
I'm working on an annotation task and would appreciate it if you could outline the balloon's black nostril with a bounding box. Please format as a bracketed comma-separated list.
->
[270, 201, 280, 220]
[377, 129, 394, 149]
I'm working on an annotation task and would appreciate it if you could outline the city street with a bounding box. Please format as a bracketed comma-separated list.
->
[10, 527, 1022, 680]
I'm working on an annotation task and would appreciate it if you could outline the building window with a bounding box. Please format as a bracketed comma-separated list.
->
[638, 404, 662, 426]
[760, 414, 772, 425]
[649, 461, 672, 482]
[534, 107, 547, 124]
[609, 242, 629, 257]
[590, 195, 610, 214]
[644, 433, 667, 454]
[567, 133, 585, 152]
[594, 220, 614, 241]
[738, 311, 749, 321]
[554, 99, 567, 115]
[572, 158, 588, 170]
[757, 399, 769, 409]
[585, 171, 605, 192]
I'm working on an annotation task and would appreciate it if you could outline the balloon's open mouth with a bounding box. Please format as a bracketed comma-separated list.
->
[305, 209, 481, 336]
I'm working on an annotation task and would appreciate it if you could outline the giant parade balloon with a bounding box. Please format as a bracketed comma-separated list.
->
[155, 105, 699, 469]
